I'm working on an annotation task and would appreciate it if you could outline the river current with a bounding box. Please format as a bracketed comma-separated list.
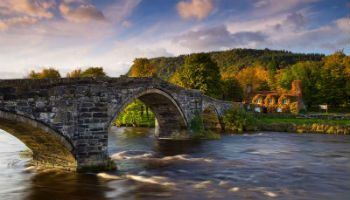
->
[0, 127, 349, 200]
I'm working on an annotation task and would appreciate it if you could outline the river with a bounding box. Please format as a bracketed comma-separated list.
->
[0, 127, 349, 200]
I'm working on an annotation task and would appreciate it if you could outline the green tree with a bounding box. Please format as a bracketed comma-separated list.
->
[80, 67, 106, 78]
[319, 51, 349, 106]
[27, 68, 61, 79]
[221, 77, 243, 101]
[171, 53, 221, 98]
[115, 100, 155, 127]
[278, 61, 323, 107]
[130, 58, 156, 77]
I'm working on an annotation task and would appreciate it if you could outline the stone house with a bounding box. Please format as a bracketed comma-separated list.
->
[246, 80, 304, 113]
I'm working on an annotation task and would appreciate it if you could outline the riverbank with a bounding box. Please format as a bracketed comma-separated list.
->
[223, 109, 350, 135]
[257, 116, 350, 134]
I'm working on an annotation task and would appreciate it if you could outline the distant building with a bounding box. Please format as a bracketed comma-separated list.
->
[246, 80, 304, 113]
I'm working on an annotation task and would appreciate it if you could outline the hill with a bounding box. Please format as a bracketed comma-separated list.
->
[128, 48, 324, 80]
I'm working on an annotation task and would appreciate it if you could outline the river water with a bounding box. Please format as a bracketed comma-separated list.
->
[0, 127, 349, 200]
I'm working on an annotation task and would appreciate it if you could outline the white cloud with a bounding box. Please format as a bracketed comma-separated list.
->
[177, 0, 214, 20]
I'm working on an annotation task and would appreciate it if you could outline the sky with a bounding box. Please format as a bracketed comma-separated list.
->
[0, 0, 349, 78]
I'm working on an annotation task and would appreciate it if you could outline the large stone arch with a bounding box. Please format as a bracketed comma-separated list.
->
[0, 110, 77, 170]
[108, 88, 188, 138]
[202, 105, 224, 131]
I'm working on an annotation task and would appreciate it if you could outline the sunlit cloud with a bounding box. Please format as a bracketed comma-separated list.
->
[177, 0, 214, 20]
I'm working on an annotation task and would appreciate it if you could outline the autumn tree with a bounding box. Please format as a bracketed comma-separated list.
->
[235, 65, 270, 97]
[27, 68, 61, 79]
[130, 58, 156, 77]
[170, 53, 221, 98]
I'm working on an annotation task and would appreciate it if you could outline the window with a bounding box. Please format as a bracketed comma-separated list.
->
[282, 99, 287, 105]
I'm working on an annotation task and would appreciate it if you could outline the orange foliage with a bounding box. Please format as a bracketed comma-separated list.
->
[235, 65, 269, 94]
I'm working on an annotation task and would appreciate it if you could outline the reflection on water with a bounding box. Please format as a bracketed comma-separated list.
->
[1, 127, 350, 200]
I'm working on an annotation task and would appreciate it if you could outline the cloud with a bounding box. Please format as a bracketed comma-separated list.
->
[0, 0, 55, 19]
[335, 17, 350, 33]
[173, 25, 266, 50]
[252, 0, 319, 16]
[104, 0, 141, 24]
[0, 16, 39, 30]
[0, 0, 56, 30]
[177, 0, 214, 20]
[59, 1, 105, 23]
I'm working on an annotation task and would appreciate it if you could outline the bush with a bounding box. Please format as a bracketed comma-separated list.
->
[189, 111, 220, 139]
[289, 102, 299, 114]
[223, 108, 258, 133]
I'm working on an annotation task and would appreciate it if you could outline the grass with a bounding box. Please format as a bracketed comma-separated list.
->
[259, 117, 350, 126]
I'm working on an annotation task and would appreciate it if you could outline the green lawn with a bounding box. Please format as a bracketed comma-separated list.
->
[259, 117, 350, 126]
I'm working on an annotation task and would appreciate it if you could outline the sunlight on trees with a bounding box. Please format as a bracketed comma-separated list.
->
[129, 58, 156, 77]
[27, 68, 61, 79]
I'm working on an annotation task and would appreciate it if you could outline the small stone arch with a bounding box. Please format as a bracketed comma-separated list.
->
[109, 88, 188, 138]
[202, 105, 223, 131]
[0, 110, 77, 170]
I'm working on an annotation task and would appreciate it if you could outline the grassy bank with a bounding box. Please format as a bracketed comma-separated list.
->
[258, 117, 350, 126]
[223, 108, 350, 135]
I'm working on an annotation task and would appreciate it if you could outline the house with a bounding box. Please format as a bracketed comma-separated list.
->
[246, 80, 304, 113]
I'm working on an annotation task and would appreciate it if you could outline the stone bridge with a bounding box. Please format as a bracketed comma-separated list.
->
[0, 77, 233, 171]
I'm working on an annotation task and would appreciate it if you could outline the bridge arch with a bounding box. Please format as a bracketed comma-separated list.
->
[0, 110, 77, 170]
[202, 105, 223, 131]
[109, 88, 188, 138]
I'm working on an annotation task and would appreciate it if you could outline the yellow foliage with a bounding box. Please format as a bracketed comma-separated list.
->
[235, 65, 269, 94]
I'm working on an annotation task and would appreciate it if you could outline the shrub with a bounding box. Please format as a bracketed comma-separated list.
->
[289, 102, 299, 114]
[223, 108, 258, 133]
[189, 111, 220, 139]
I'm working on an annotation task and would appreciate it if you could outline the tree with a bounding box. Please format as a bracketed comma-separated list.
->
[66, 69, 82, 78]
[235, 65, 270, 97]
[80, 67, 106, 78]
[170, 53, 221, 98]
[221, 77, 243, 101]
[278, 61, 323, 107]
[66, 67, 106, 78]
[27, 68, 61, 79]
[130, 58, 156, 77]
[319, 51, 349, 106]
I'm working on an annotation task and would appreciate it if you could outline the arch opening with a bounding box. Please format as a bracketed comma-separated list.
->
[0, 111, 77, 170]
[110, 89, 188, 138]
[202, 106, 223, 132]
